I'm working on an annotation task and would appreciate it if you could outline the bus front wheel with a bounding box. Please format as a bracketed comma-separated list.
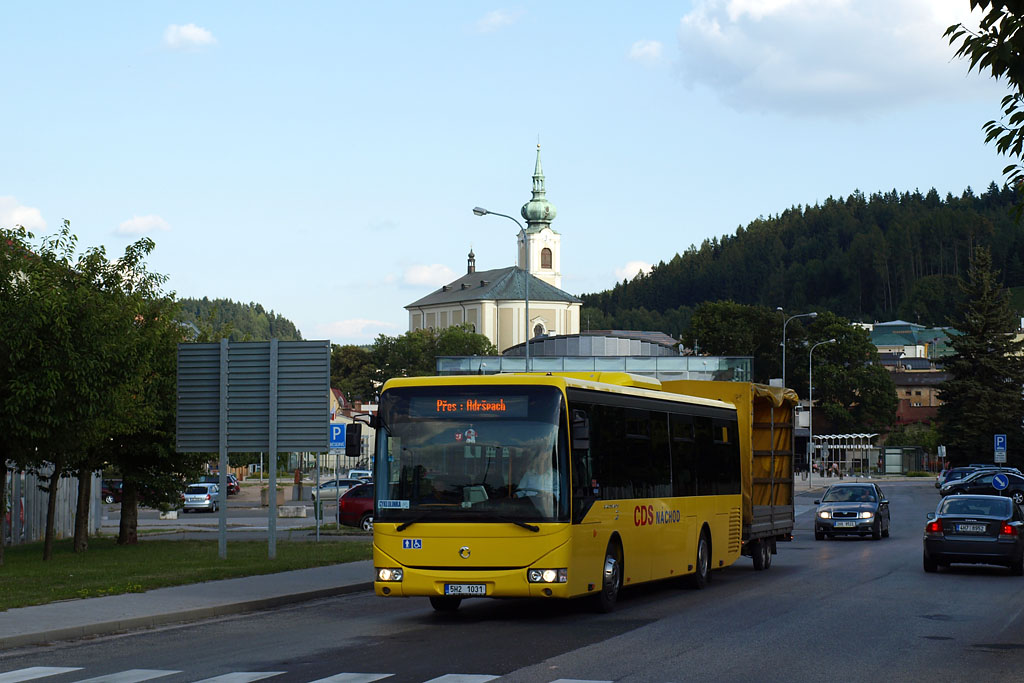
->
[429, 596, 462, 612]
[592, 541, 622, 613]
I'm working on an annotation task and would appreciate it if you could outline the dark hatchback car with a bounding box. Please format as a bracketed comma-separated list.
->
[199, 473, 240, 495]
[923, 494, 1024, 574]
[940, 470, 1024, 505]
[338, 482, 374, 531]
[814, 482, 891, 540]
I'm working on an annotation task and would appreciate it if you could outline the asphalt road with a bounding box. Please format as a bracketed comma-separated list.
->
[5, 481, 1024, 683]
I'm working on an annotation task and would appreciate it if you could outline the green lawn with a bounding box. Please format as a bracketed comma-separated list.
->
[0, 537, 372, 611]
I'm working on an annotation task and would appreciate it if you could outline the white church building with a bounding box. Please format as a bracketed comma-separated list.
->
[405, 146, 582, 353]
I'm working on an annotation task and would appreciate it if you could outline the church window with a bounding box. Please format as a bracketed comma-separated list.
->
[541, 248, 552, 269]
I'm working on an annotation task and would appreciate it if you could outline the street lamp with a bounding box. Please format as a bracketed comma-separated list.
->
[808, 338, 836, 486]
[473, 206, 530, 371]
[779, 309, 817, 389]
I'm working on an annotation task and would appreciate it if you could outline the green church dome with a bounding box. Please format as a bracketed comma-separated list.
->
[521, 144, 557, 227]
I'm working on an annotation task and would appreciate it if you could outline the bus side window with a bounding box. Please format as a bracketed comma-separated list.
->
[570, 406, 598, 523]
[571, 409, 590, 451]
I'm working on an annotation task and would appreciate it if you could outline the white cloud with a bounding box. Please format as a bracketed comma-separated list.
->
[615, 260, 653, 281]
[403, 264, 456, 288]
[675, 0, 997, 116]
[629, 40, 665, 66]
[317, 318, 399, 342]
[0, 196, 46, 230]
[164, 23, 216, 49]
[116, 214, 170, 235]
[475, 9, 522, 33]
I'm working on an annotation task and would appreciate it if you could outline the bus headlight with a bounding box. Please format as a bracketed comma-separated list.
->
[527, 568, 567, 583]
[376, 567, 404, 582]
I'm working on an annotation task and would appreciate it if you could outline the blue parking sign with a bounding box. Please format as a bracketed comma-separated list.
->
[995, 434, 1007, 452]
[330, 423, 346, 449]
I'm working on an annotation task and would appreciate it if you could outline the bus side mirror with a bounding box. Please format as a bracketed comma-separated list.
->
[571, 409, 590, 451]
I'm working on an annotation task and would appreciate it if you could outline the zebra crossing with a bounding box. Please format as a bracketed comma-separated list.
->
[0, 668, 613, 683]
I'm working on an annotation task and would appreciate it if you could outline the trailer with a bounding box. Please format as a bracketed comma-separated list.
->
[663, 380, 797, 570]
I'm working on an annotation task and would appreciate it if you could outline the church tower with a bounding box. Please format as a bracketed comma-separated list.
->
[519, 144, 562, 289]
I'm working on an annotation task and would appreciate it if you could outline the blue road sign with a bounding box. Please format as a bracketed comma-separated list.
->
[330, 423, 346, 449]
[993, 473, 1010, 491]
[995, 434, 1008, 452]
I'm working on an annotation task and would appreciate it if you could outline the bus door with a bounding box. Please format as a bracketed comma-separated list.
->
[569, 408, 613, 586]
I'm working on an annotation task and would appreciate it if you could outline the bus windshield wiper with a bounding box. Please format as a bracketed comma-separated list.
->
[396, 514, 432, 532]
[484, 514, 540, 532]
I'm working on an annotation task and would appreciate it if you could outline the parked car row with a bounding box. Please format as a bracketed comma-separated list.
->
[939, 468, 1024, 504]
[935, 465, 1022, 489]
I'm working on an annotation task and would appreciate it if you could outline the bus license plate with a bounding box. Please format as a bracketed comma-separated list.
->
[956, 524, 986, 533]
[445, 583, 486, 596]
[835, 521, 856, 528]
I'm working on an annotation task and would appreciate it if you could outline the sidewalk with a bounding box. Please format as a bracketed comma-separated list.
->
[0, 560, 374, 651]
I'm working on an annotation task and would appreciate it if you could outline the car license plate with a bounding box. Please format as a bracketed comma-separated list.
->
[835, 521, 856, 528]
[444, 583, 486, 596]
[956, 524, 986, 533]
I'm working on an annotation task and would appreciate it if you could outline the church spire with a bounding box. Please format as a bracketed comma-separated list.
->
[520, 143, 557, 231]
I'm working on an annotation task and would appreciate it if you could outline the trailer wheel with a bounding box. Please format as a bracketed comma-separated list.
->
[764, 538, 773, 568]
[751, 539, 766, 571]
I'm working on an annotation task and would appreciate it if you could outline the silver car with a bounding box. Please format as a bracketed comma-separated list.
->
[183, 483, 219, 513]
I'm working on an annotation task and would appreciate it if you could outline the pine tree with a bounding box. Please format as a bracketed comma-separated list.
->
[937, 247, 1024, 468]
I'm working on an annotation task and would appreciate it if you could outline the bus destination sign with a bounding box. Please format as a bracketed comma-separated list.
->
[410, 395, 529, 418]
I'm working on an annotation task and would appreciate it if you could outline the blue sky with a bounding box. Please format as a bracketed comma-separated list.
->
[0, 1, 1008, 345]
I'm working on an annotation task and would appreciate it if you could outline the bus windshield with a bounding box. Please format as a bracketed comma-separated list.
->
[375, 384, 568, 523]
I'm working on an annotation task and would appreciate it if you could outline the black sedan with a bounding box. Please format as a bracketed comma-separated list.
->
[814, 482, 891, 540]
[940, 470, 1024, 505]
[923, 494, 1024, 574]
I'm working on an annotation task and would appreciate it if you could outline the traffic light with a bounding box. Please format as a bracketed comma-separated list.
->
[346, 422, 362, 458]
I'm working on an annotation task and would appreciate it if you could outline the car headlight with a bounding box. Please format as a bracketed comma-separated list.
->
[859, 511, 874, 519]
[818, 510, 831, 519]
[376, 567, 403, 582]
[527, 568, 567, 583]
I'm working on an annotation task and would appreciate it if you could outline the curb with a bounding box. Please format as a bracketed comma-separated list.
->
[0, 581, 374, 650]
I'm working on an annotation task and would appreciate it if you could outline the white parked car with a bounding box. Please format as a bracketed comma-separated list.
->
[183, 483, 219, 513]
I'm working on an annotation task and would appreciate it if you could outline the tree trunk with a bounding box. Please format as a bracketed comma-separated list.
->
[0, 456, 7, 566]
[117, 483, 139, 545]
[73, 468, 91, 553]
[42, 454, 64, 560]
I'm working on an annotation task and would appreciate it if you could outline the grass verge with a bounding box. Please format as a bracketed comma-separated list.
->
[0, 537, 372, 611]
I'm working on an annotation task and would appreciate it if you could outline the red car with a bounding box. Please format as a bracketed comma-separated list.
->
[338, 483, 374, 531]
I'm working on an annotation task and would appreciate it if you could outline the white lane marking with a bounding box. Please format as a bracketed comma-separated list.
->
[72, 670, 180, 683]
[0, 669, 83, 683]
[306, 675, 393, 683]
[795, 504, 814, 517]
[192, 674, 285, 683]
[423, 677, 499, 683]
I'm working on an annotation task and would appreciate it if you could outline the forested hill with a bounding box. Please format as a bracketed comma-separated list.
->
[177, 297, 303, 341]
[581, 183, 1024, 332]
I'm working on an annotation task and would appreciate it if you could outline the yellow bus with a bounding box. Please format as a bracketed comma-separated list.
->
[371, 371, 778, 612]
